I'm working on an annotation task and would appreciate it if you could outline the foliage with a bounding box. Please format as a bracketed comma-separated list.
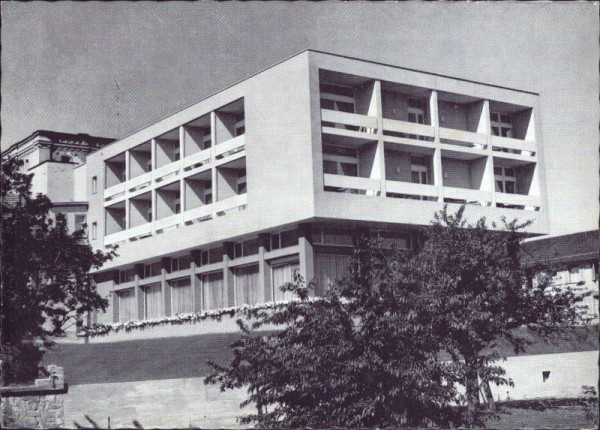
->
[414, 206, 588, 424]
[579, 385, 599, 424]
[206, 247, 460, 427]
[0, 158, 116, 384]
[206, 205, 588, 428]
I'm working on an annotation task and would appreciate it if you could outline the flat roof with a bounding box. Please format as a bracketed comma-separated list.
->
[92, 48, 540, 155]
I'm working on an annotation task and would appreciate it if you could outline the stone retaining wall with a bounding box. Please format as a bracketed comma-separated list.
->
[1, 389, 65, 429]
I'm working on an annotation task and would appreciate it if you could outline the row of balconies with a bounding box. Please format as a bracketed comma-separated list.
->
[320, 109, 536, 160]
[104, 192, 247, 245]
[104, 134, 246, 202]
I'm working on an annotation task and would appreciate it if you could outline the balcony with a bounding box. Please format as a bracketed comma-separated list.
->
[127, 171, 152, 193]
[105, 222, 152, 246]
[154, 213, 182, 233]
[104, 182, 126, 201]
[183, 204, 212, 224]
[382, 118, 435, 145]
[153, 161, 180, 183]
[323, 174, 381, 195]
[495, 192, 540, 210]
[444, 187, 492, 205]
[385, 180, 439, 200]
[214, 134, 246, 160]
[213, 193, 247, 216]
[321, 109, 378, 142]
[183, 147, 211, 172]
[491, 135, 536, 158]
[439, 127, 487, 150]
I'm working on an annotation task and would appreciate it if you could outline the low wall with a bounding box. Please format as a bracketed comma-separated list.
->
[65, 377, 250, 429]
[1, 387, 66, 429]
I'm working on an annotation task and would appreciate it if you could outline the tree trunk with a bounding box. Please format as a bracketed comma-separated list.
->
[464, 357, 480, 413]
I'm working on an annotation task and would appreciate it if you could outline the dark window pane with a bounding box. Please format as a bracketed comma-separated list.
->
[280, 230, 299, 248]
[492, 126, 500, 136]
[271, 234, 280, 250]
[501, 114, 511, 123]
[505, 182, 515, 194]
[341, 163, 357, 177]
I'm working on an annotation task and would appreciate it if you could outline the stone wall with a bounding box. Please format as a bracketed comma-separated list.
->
[1, 390, 65, 429]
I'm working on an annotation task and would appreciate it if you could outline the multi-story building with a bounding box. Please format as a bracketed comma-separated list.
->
[85, 50, 549, 325]
[1, 130, 114, 232]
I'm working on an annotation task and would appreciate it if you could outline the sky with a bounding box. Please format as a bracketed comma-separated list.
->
[1, 2, 598, 236]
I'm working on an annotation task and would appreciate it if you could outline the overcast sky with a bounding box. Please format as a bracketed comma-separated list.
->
[1, 2, 598, 235]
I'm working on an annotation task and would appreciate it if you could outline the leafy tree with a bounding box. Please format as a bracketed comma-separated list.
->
[1, 158, 116, 384]
[206, 206, 587, 427]
[415, 206, 587, 424]
[206, 238, 460, 427]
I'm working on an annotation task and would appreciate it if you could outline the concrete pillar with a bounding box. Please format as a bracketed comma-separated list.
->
[430, 90, 443, 202]
[134, 264, 145, 320]
[150, 139, 156, 171]
[298, 224, 315, 290]
[161, 257, 171, 317]
[484, 155, 497, 207]
[179, 125, 186, 160]
[190, 250, 202, 311]
[258, 233, 272, 302]
[223, 242, 235, 306]
[210, 112, 218, 216]
[124, 151, 130, 229]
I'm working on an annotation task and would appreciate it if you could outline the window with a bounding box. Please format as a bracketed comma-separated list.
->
[119, 268, 136, 284]
[235, 265, 261, 306]
[143, 262, 162, 278]
[272, 261, 299, 302]
[92, 176, 98, 194]
[144, 284, 162, 319]
[542, 371, 550, 382]
[377, 231, 411, 249]
[203, 272, 226, 310]
[495, 166, 517, 194]
[146, 159, 153, 172]
[320, 83, 355, 113]
[91, 222, 97, 239]
[174, 148, 181, 161]
[312, 228, 353, 247]
[322, 145, 359, 184]
[117, 289, 136, 322]
[175, 197, 181, 214]
[202, 129, 212, 149]
[407, 99, 427, 140]
[171, 255, 191, 272]
[147, 207, 153, 222]
[411, 157, 430, 185]
[60, 155, 72, 163]
[491, 112, 512, 138]
[170, 278, 193, 314]
[237, 169, 247, 194]
[75, 214, 86, 232]
[271, 229, 299, 250]
[233, 239, 259, 259]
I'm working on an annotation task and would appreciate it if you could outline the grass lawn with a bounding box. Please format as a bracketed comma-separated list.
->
[492, 399, 597, 429]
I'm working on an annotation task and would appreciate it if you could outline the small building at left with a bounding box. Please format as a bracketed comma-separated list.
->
[1, 130, 114, 232]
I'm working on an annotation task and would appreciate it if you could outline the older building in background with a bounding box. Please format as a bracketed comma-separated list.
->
[82, 50, 549, 326]
[1, 130, 114, 232]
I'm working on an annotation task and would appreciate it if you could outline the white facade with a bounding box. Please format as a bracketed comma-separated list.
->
[83, 50, 549, 326]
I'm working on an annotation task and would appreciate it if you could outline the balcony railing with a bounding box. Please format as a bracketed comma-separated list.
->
[321, 109, 378, 134]
[213, 193, 248, 215]
[183, 204, 212, 223]
[491, 135, 536, 156]
[382, 118, 435, 140]
[183, 147, 211, 171]
[154, 213, 182, 232]
[153, 161, 180, 183]
[104, 182, 126, 201]
[104, 229, 130, 245]
[128, 171, 152, 192]
[385, 180, 439, 199]
[495, 192, 541, 208]
[215, 135, 246, 159]
[324, 174, 381, 194]
[439, 127, 487, 149]
[443, 187, 492, 204]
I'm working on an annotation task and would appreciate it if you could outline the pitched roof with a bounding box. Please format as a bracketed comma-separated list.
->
[520, 230, 599, 266]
